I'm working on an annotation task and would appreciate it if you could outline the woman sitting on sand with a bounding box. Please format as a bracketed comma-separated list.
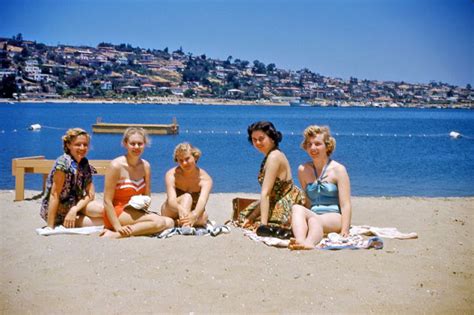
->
[40, 128, 103, 228]
[289, 125, 352, 250]
[101, 127, 173, 238]
[161, 142, 213, 227]
[238, 121, 305, 231]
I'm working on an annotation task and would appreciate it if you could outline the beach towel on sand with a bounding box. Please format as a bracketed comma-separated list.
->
[350, 225, 418, 239]
[36, 225, 104, 236]
[243, 230, 383, 250]
[241, 225, 417, 249]
[155, 221, 231, 238]
[36, 222, 230, 237]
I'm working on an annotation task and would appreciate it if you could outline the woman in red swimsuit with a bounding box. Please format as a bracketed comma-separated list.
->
[100, 127, 174, 238]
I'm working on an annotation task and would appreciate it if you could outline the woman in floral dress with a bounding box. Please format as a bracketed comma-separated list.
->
[40, 128, 103, 228]
[239, 121, 305, 231]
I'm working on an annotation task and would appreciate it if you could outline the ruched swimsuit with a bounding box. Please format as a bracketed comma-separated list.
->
[306, 160, 341, 215]
[104, 177, 146, 229]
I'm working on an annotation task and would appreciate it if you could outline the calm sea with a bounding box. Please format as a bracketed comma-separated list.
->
[1, 103, 473, 197]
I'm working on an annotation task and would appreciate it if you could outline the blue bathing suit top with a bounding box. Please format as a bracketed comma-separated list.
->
[305, 159, 340, 214]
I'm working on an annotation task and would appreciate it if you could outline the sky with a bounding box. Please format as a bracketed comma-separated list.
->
[2, 0, 473, 87]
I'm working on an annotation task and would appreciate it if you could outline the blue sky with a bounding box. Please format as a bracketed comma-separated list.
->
[2, 0, 473, 86]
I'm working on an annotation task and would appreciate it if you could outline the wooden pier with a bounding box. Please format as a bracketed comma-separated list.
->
[92, 117, 179, 135]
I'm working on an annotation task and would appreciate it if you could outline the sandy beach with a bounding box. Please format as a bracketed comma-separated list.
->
[1, 190, 472, 314]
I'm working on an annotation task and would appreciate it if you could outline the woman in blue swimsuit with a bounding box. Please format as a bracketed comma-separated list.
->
[289, 125, 352, 250]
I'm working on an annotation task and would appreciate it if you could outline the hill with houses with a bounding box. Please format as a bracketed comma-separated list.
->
[0, 34, 472, 108]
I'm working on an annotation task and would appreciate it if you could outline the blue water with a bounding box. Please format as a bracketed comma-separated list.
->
[1, 103, 473, 197]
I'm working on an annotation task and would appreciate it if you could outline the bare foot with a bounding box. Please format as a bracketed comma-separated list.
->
[99, 229, 121, 239]
[288, 238, 314, 250]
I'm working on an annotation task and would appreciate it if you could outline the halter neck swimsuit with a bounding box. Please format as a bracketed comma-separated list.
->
[305, 159, 341, 215]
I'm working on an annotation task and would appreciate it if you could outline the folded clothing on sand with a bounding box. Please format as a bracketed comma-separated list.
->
[126, 195, 151, 211]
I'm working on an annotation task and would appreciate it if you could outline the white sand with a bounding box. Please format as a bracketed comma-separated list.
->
[1, 190, 472, 314]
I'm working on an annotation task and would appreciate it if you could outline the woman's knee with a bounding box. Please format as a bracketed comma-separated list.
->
[153, 215, 174, 230]
[292, 204, 306, 216]
[308, 216, 323, 228]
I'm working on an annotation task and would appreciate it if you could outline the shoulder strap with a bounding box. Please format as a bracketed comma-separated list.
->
[312, 159, 332, 181]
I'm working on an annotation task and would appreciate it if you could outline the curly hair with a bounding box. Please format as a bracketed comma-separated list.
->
[122, 127, 150, 146]
[62, 128, 90, 154]
[173, 142, 202, 162]
[247, 121, 283, 147]
[301, 125, 336, 156]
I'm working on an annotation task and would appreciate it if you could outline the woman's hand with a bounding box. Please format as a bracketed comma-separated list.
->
[181, 212, 198, 227]
[117, 225, 133, 237]
[243, 218, 259, 230]
[63, 207, 78, 228]
[340, 229, 350, 238]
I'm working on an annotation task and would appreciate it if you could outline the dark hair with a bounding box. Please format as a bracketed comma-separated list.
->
[247, 121, 283, 146]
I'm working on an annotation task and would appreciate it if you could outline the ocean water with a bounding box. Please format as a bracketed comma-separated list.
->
[1, 102, 473, 197]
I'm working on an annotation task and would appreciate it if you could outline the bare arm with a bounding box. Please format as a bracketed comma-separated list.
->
[297, 164, 311, 208]
[63, 181, 94, 228]
[192, 169, 213, 218]
[164, 168, 184, 214]
[336, 164, 352, 236]
[103, 160, 122, 231]
[144, 160, 151, 196]
[46, 171, 66, 228]
[259, 152, 281, 225]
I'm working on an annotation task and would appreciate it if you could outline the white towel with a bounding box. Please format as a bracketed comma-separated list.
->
[350, 225, 418, 239]
[36, 225, 104, 236]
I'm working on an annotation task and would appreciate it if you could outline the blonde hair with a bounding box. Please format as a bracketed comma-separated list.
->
[62, 128, 90, 154]
[122, 127, 150, 146]
[173, 142, 202, 162]
[301, 125, 336, 156]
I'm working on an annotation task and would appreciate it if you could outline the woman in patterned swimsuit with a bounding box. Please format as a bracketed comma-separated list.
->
[40, 128, 103, 228]
[289, 125, 352, 250]
[161, 142, 213, 227]
[100, 127, 174, 238]
[239, 121, 305, 229]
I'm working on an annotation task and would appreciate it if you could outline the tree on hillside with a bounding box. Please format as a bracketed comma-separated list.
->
[173, 46, 184, 56]
[0, 75, 18, 98]
[252, 60, 266, 74]
[183, 89, 195, 98]
[65, 73, 85, 89]
[266, 63, 276, 73]
[98, 42, 114, 48]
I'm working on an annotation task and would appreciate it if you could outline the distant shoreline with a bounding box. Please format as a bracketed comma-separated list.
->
[0, 97, 472, 109]
[0, 97, 287, 106]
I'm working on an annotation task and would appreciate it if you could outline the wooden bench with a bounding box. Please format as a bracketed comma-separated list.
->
[12, 156, 110, 201]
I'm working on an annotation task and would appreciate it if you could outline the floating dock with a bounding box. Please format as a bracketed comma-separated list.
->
[92, 117, 178, 135]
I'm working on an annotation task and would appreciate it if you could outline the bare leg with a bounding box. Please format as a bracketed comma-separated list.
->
[76, 215, 103, 227]
[299, 213, 342, 249]
[75, 200, 104, 227]
[291, 205, 311, 245]
[82, 200, 104, 217]
[119, 208, 174, 236]
[99, 229, 121, 239]
[193, 211, 209, 227]
[161, 194, 193, 226]
[301, 216, 324, 248]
